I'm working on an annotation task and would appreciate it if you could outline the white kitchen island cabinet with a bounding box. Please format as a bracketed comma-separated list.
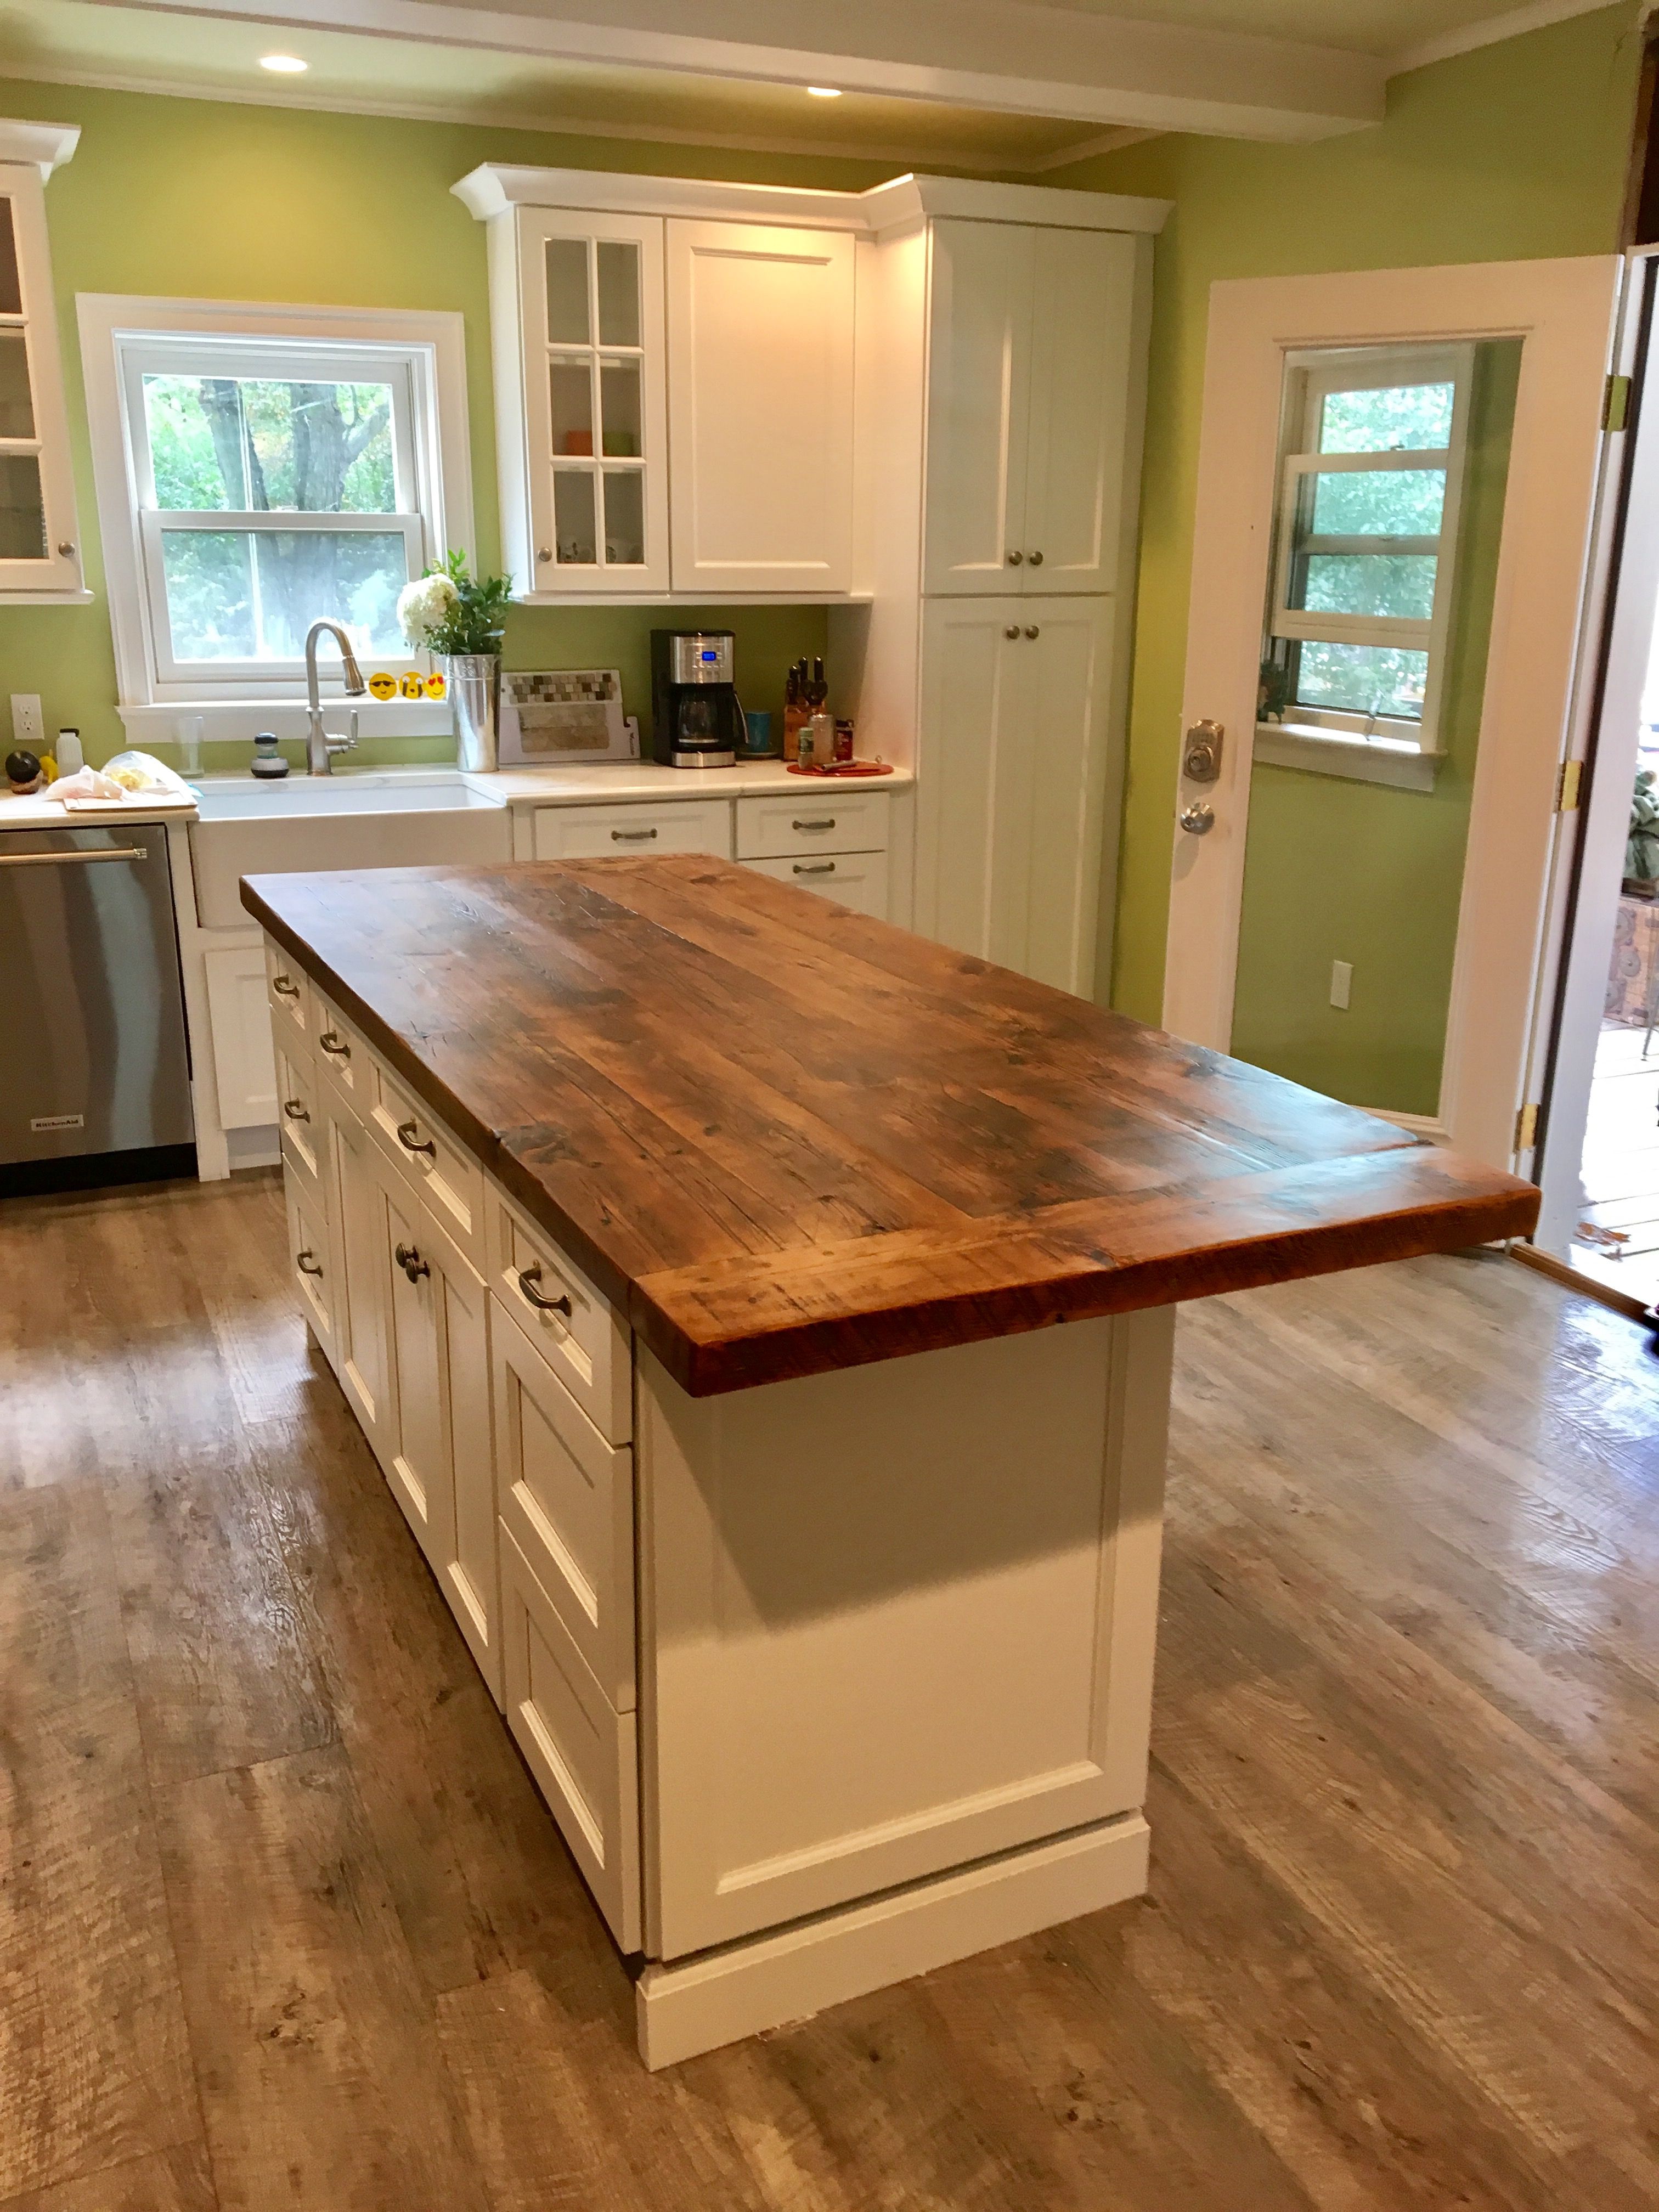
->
[248, 855, 1537, 2072]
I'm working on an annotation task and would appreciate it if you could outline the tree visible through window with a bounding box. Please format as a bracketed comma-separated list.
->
[1263, 347, 1472, 755]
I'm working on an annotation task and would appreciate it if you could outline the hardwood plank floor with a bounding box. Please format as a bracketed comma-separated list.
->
[1, 1170, 1654, 2211]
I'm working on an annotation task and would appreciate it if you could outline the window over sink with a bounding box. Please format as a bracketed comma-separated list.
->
[78, 296, 472, 731]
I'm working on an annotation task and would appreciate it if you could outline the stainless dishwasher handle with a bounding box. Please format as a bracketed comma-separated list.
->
[611, 827, 658, 843]
[0, 847, 147, 867]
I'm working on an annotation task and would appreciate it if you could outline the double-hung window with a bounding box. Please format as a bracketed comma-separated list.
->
[81, 298, 471, 730]
[1263, 345, 1473, 765]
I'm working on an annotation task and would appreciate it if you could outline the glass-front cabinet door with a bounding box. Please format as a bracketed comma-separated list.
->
[514, 208, 669, 596]
[0, 161, 82, 598]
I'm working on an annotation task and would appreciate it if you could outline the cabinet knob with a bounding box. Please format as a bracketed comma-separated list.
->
[536, 546, 552, 563]
[57, 541, 76, 558]
[1003, 625, 1020, 640]
[1028, 550, 1043, 566]
[394, 1241, 430, 1283]
[1024, 625, 1040, 640]
[1006, 550, 1023, 566]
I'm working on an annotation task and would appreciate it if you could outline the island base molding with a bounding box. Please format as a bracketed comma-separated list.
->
[635, 1810, 1150, 2069]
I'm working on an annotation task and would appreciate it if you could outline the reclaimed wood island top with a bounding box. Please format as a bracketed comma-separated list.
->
[243, 856, 1539, 1395]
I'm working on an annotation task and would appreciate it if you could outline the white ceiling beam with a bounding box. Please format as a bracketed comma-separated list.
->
[1389, 0, 1622, 77]
[98, 0, 1388, 140]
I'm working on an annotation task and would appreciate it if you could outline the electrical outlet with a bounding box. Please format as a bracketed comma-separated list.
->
[9, 694, 44, 754]
[1330, 960, 1353, 1011]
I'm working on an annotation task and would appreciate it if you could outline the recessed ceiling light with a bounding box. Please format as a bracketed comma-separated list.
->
[259, 53, 309, 72]
[805, 86, 842, 98]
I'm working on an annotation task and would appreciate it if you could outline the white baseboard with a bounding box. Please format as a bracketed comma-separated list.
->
[635, 1811, 1149, 2070]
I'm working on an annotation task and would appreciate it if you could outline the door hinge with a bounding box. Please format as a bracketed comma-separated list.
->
[1515, 1101, 1540, 1153]
[1605, 373, 1632, 432]
[1556, 758, 1584, 812]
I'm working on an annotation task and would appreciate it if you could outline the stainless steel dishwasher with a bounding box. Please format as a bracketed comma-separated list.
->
[1, 822, 194, 1192]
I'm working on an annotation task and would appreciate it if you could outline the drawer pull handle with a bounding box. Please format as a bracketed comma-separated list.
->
[296, 1249, 323, 1277]
[282, 1098, 310, 1122]
[319, 1031, 351, 1059]
[793, 861, 837, 876]
[272, 975, 300, 998]
[611, 827, 658, 842]
[792, 817, 836, 832]
[397, 1119, 436, 1158]
[517, 1264, 572, 1317]
[394, 1242, 430, 1284]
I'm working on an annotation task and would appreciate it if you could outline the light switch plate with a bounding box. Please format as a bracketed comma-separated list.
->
[1330, 960, 1353, 1011]
[9, 694, 44, 753]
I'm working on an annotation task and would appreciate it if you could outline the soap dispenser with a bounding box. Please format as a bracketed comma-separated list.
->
[251, 732, 289, 780]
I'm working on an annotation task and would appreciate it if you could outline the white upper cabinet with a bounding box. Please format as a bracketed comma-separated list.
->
[924, 219, 1138, 597]
[503, 208, 670, 596]
[0, 126, 83, 601]
[665, 219, 855, 597]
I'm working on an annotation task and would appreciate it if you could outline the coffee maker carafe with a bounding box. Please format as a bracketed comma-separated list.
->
[650, 630, 743, 770]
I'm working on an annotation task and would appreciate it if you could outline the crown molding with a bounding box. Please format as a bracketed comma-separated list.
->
[67, 0, 1386, 142]
[454, 161, 1172, 233]
[1389, 0, 1623, 76]
[0, 117, 80, 177]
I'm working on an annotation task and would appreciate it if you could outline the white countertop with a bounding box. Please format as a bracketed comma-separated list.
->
[1, 758, 911, 832]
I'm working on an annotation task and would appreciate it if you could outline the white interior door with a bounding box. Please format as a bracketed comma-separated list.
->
[666, 218, 854, 595]
[1163, 257, 1620, 1170]
[922, 219, 1034, 596]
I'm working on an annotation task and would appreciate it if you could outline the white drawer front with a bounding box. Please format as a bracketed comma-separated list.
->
[736, 791, 889, 860]
[532, 799, 732, 861]
[284, 1175, 332, 1351]
[501, 1525, 641, 1953]
[744, 849, 889, 919]
[275, 1045, 323, 1194]
[369, 1058, 486, 1271]
[264, 941, 312, 1052]
[311, 990, 368, 1112]
[486, 1184, 630, 1444]
[493, 1302, 636, 1711]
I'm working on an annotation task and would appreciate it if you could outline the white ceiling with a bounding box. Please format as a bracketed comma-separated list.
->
[0, 0, 1613, 159]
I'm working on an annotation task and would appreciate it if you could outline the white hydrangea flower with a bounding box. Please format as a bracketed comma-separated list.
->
[396, 571, 460, 645]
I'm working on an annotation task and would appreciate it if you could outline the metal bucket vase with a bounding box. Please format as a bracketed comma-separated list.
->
[442, 653, 501, 772]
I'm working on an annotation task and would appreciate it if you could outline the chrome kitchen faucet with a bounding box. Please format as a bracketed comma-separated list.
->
[304, 619, 366, 776]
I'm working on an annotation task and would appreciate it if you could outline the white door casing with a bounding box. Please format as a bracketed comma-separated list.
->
[1163, 256, 1620, 1169]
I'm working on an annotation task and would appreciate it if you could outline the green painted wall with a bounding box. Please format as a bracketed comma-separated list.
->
[1229, 342, 1519, 1114]
[0, 78, 948, 768]
[1057, 3, 1644, 1031]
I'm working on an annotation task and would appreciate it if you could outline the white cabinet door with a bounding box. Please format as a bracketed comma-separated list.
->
[743, 850, 889, 918]
[917, 597, 1114, 997]
[0, 165, 82, 599]
[322, 1096, 392, 1459]
[374, 1155, 502, 1702]
[922, 219, 1035, 597]
[1023, 228, 1139, 597]
[514, 208, 669, 596]
[202, 943, 278, 1130]
[666, 220, 855, 595]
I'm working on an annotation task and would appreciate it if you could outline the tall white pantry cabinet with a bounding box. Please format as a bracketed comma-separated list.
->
[458, 166, 1165, 998]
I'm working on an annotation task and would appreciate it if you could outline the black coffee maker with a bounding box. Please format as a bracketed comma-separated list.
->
[650, 630, 744, 770]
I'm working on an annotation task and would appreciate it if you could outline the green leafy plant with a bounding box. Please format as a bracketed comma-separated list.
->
[397, 550, 514, 657]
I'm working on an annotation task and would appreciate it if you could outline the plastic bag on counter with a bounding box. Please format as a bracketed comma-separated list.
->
[44, 749, 194, 805]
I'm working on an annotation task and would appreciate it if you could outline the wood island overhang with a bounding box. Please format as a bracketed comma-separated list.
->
[242, 856, 1539, 1395]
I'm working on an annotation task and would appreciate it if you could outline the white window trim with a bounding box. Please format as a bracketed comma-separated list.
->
[77, 294, 473, 743]
[1262, 341, 1474, 770]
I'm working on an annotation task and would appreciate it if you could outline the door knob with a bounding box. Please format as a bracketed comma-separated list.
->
[1179, 802, 1216, 837]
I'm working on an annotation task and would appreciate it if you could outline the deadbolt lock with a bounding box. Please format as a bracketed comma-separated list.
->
[1183, 719, 1224, 783]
